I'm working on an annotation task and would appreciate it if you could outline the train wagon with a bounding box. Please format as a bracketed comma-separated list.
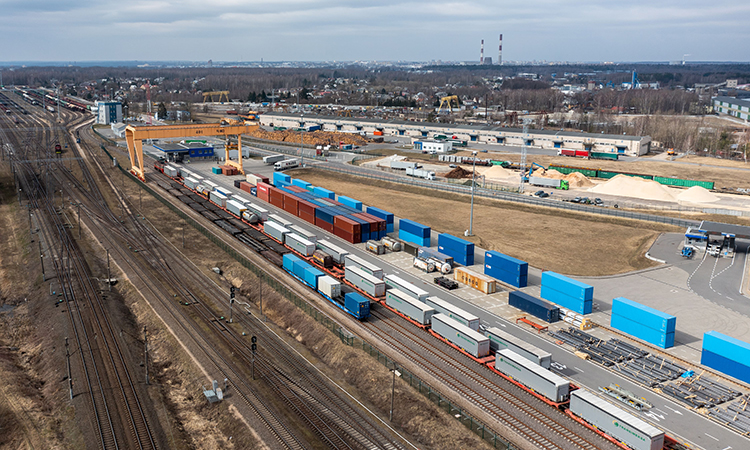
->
[317, 239, 349, 265]
[484, 326, 552, 369]
[494, 349, 570, 403]
[425, 296, 480, 331]
[570, 389, 664, 450]
[344, 254, 384, 280]
[345, 265, 386, 298]
[431, 314, 490, 358]
[285, 233, 316, 257]
[386, 289, 435, 325]
[384, 274, 429, 302]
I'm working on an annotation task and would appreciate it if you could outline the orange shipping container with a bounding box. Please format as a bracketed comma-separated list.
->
[373, 130, 384, 136]
[454, 267, 497, 294]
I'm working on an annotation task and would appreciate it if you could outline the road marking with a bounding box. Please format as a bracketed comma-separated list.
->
[573, 367, 584, 373]
[721, 447, 732, 450]
[705, 433, 719, 441]
[686, 251, 708, 292]
[495, 321, 507, 327]
[662, 405, 683, 415]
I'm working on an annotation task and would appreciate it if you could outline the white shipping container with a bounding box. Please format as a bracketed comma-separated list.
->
[215, 188, 233, 199]
[384, 274, 429, 301]
[247, 203, 269, 221]
[289, 225, 317, 243]
[318, 276, 341, 300]
[317, 239, 349, 265]
[209, 191, 227, 208]
[494, 349, 570, 403]
[233, 195, 253, 206]
[431, 314, 490, 358]
[345, 254, 384, 279]
[286, 233, 316, 256]
[246, 173, 264, 185]
[484, 326, 552, 368]
[345, 266, 385, 297]
[386, 289, 435, 325]
[268, 213, 292, 228]
[226, 199, 247, 217]
[164, 166, 178, 177]
[425, 296, 480, 331]
[203, 180, 218, 190]
[184, 177, 200, 190]
[264, 221, 289, 243]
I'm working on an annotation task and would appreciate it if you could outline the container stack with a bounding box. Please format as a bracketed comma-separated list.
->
[701, 331, 750, 384]
[292, 179, 312, 190]
[508, 291, 560, 323]
[540, 272, 593, 315]
[611, 297, 676, 349]
[211, 166, 222, 175]
[454, 267, 496, 294]
[366, 206, 394, 233]
[337, 195, 363, 211]
[398, 219, 430, 246]
[313, 186, 335, 199]
[437, 234, 475, 266]
[273, 172, 291, 187]
[484, 251, 528, 288]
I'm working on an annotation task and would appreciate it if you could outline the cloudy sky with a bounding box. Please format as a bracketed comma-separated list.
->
[2, 0, 749, 63]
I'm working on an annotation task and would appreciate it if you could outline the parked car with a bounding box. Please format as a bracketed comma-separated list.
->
[449, 164, 457, 168]
[572, 196, 582, 203]
[534, 190, 545, 197]
[539, 192, 550, 198]
[594, 198, 603, 205]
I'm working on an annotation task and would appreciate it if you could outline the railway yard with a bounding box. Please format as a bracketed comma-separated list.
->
[2, 88, 750, 450]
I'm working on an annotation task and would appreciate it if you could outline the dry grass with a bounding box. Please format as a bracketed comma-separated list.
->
[292, 168, 679, 275]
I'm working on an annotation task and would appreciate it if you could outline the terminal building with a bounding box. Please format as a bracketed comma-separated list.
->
[259, 112, 652, 157]
[713, 97, 750, 123]
[96, 101, 123, 125]
[153, 141, 215, 163]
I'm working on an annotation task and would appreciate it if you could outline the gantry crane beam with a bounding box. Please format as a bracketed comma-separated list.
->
[125, 122, 258, 181]
[202, 91, 230, 103]
[437, 95, 460, 114]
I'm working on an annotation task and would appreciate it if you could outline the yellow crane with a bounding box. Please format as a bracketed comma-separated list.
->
[437, 95, 460, 114]
[202, 91, 230, 103]
[125, 122, 258, 181]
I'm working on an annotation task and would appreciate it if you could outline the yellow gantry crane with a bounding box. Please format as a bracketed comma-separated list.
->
[125, 122, 258, 181]
[437, 95, 460, 114]
[202, 91, 230, 103]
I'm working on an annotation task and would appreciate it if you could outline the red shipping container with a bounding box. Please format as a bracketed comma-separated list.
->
[298, 200, 317, 216]
[357, 212, 386, 232]
[283, 193, 299, 216]
[333, 226, 359, 244]
[239, 181, 254, 195]
[299, 211, 315, 224]
[252, 173, 270, 184]
[315, 217, 334, 233]
[269, 188, 284, 208]
[256, 182, 271, 202]
[286, 186, 306, 193]
[334, 215, 361, 235]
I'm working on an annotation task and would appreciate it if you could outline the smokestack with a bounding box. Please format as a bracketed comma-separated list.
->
[480, 39, 484, 64]
[498, 34, 503, 65]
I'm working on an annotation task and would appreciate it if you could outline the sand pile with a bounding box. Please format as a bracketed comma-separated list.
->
[479, 165, 515, 180]
[564, 172, 595, 189]
[676, 186, 720, 203]
[443, 167, 473, 178]
[588, 175, 677, 202]
[543, 169, 564, 179]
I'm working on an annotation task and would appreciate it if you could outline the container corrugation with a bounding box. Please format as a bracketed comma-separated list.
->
[541, 271, 593, 301]
[384, 274, 430, 301]
[233, 195, 253, 206]
[273, 172, 291, 186]
[212, 166, 222, 174]
[438, 247, 474, 266]
[209, 191, 227, 208]
[337, 195, 363, 210]
[365, 206, 394, 227]
[263, 221, 289, 243]
[702, 331, 750, 365]
[508, 291, 560, 323]
[425, 296, 479, 330]
[385, 289, 435, 325]
[398, 229, 430, 247]
[611, 314, 675, 349]
[345, 265, 386, 297]
[399, 219, 431, 238]
[485, 251, 529, 277]
[184, 177, 200, 190]
[570, 390, 664, 450]
[540, 286, 592, 315]
[495, 349, 570, 403]
[346, 215, 369, 241]
[315, 208, 336, 224]
[285, 233, 316, 257]
[316, 239, 349, 265]
[454, 267, 496, 294]
[275, 180, 291, 189]
[303, 266, 324, 290]
[289, 225, 317, 243]
[292, 179, 312, 189]
[268, 213, 293, 228]
[344, 254, 384, 279]
[438, 233, 475, 255]
[312, 186, 335, 199]
[484, 327, 551, 368]
[701, 349, 750, 384]
[653, 176, 714, 190]
[315, 217, 334, 233]
[612, 297, 676, 333]
[283, 253, 301, 273]
[431, 314, 490, 358]
[344, 292, 370, 319]
[293, 259, 310, 280]
[485, 266, 528, 288]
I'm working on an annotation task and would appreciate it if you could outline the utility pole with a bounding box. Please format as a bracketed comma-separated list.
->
[39, 239, 45, 281]
[107, 249, 111, 292]
[144, 327, 149, 385]
[228, 286, 235, 323]
[300, 114, 304, 167]
[467, 150, 478, 237]
[66, 337, 73, 400]
[251, 336, 257, 380]
[390, 366, 400, 422]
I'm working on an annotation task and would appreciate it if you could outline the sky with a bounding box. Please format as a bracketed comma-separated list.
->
[2, 0, 749, 63]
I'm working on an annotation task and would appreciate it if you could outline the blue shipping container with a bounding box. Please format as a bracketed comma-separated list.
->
[485, 251, 529, 277]
[315, 208, 336, 224]
[508, 291, 560, 323]
[438, 234, 475, 254]
[701, 349, 750, 384]
[540, 285, 592, 315]
[293, 259, 311, 280]
[399, 219, 431, 239]
[703, 331, 750, 365]
[399, 229, 430, 247]
[612, 297, 676, 333]
[611, 314, 675, 349]
[337, 196, 363, 210]
[283, 253, 301, 273]
[485, 266, 527, 288]
[292, 179, 312, 189]
[366, 207, 394, 225]
[273, 172, 291, 185]
[312, 187, 335, 199]
[275, 180, 291, 188]
[344, 292, 371, 319]
[541, 271, 593, 301]
[303, 267, 324, 290]
[443, 250, 473, 267]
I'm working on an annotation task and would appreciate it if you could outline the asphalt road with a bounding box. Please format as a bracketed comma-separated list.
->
[176, 158, 747, 450]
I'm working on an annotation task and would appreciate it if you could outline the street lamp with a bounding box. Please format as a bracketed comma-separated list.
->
[466, 150, 478, 237]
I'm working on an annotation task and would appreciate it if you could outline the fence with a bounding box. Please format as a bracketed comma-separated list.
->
[317, 163, 700, 228]
[99, 143, 517, 450]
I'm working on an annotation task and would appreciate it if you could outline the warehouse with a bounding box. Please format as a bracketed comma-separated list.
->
[259, 112, 652, 157]
[712, 96, 750, 122]
[153, 141, 215, 162]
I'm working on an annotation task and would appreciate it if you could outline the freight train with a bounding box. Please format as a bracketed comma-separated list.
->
[155, 163, 680, 450]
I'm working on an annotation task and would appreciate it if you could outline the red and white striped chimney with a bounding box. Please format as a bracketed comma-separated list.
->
[480, 39, 484, 64]
[498, 34, 503, 65]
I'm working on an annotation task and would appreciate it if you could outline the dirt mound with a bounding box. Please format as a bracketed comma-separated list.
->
[479, 165, 515, 180]
[588, 175, 677, 202]
[564, 172, 595, 189]
[676, 186, 720, 203]
[544, 169, 564, 179]
[250, 129, 367, 147]
[443, 167, 473, 178]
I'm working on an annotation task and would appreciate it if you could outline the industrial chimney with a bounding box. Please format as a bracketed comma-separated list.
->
[498, 34, 503, 65]
[480, 39, 484, 65]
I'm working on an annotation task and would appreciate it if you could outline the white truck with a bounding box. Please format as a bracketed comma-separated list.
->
[406, 167, 435, 180]
[274, 159, 300, 171]
[390, 160, 419, 170]
[263, 154, 285, 165]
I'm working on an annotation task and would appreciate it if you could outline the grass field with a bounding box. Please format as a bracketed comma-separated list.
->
[292, 168, 679, 276]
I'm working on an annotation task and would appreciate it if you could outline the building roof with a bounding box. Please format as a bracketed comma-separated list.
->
[264, 112, 648, 142]
[699, 220, 750, 239]
[153, 142, 212, 153]
[714, 96, 750, 109]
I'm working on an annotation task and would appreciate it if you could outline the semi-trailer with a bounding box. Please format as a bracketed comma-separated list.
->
[484, 326, 552, 368]
[345, 266, 386, 298]
[316, 240, 349, 265]
[263, 154, 285, 165]
[384, 274, 430, 301]
[425, 296, 480, 331]
[431, 314, 490, 358]
[494, 349, 570, 404]
[385, 289, 436, 325]
[344, 254, 384, 279]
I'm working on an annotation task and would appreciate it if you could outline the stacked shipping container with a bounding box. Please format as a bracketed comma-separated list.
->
[701, 331, 750, 384]
[540, 272, 593, 315]
[484, 251, 528, 288]
[508, 291, 560, 323]
[437, 234, 475, 266]
[611, 297, 676, 349]
[366, 206, 395, 233]
[399, 219, 431, 246]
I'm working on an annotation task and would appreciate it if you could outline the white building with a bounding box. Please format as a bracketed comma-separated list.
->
[110, 122, 127, 138]
[413, 140, 452, 153]
[713, 97, 750, 122]
[96, 101, 123, 125]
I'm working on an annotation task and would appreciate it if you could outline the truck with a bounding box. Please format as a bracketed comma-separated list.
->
[406, 167, 435, 180]
[274, 159, 300, 171]
[390, 160, 418, 170]
[557, 149, 589, 158]
[263, 154, 285, 165]
[529, 176, 569, 190]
